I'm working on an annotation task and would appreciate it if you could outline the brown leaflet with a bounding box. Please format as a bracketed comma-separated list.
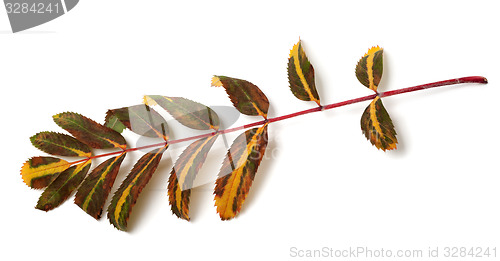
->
[168, 134, 218, 220]
[30, 131, 92, 157]
[74, 153, 127, 219]
[53, 112, 127, 150]
[211, 76, 269, 119]
[214, 124, 268, 220]
[107, 146, 168, 231]
[36, 160, 92, 211]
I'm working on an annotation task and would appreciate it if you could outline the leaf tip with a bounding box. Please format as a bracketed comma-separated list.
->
[289, 39, 301, 58]
[211, 76, 223, 87]
[364, 46, 383, 56]
[143, 95, 157, 106]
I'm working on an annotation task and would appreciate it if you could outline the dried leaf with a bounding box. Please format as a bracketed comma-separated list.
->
[30, 131, 92, 157]
[53, 112, 127, 150]
[107, 146, 167, 231]
[211, 76, 269, 119]
[214, 124, 268, 220]
[355, 46, 383, 92]
[288, 39, 320, 105]
[106, 105, 169, 141]
[21, 157, 71, 189]
[145, 95, 220, 130]
[168, 135, 218, 220]
[36, 160, 92, 211]
[360, 96, 397, 151]
[75, 153, 127, 219]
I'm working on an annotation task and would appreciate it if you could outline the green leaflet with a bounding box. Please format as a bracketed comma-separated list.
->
[36, 160, 92, 211]
[105, 114, 127, 134]
[75, 153, 127, 219]
[355, 46, 383, 92]
[288, 40, 321, 105]
[168, 135, 219, 220]
[107, 146, 168, 231]
[21, 156, 71, 189]
[106, 104, 169, 141]
[214, 124, 268, 220]
[211, 76, 269, 119]
[145, 95, 220, 131]
[53, 112, 127, 150]
[360, 96, 397, 151]
[30, 131, 92, 157]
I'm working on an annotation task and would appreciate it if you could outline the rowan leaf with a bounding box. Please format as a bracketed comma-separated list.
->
[211, 76, 269, 119]
[106, 105, 169, 140]
[144, 95, 220, 131]
[288, 39, 321, 106]
[20, 157, 71, 189]
[360, 96, 397, 151]
[75, 153, 127, 219]
[107, 146, 168, 231]
[53, 112, 127, 150]
[356, 46, 383, 92]
[168, 135, 218, 220]
[214, 124, 268, 220]
[36, 160, 92, 211]
[30, 131, 92, 157]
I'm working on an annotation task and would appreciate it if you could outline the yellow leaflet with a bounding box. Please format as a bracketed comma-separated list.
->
[290, 40, 320, 105]
[216, 125, 267, 218]
[21, 158, 70, 187]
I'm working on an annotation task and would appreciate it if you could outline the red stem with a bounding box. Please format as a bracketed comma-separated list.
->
[69, 76, 487, 164]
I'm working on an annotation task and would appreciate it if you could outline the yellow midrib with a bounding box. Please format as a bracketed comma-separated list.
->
[369, 97, 383, 139]
[218, 126, 265, 218]
[23, 160, 70, 184]
[81, 155, 123, 211]
[113, 153, 160, 223]
[174, 136, 216, 215]
[292, 43, 319, 104]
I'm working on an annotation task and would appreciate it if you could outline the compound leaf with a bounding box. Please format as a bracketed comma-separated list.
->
[356, 46, 383, 92]
[288, 39, 320, 105]
[211, 76, 269, 119]
[21, 156, 71, 189]
[106, 105, 169, 141]
[30, 131, 92, 157]
[214, 124, 268, 220]
[36, 160, 92, 211]
[360, 96, 397, 151]
[145, 95, 220, 131]
[168, 134, 218, 220]
[53, 112, 127, 150]
[75, 153, 127, 219]
[107, 146, 168, 231]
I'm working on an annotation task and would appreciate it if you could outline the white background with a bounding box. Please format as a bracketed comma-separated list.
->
[1, 1, 499, 260]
